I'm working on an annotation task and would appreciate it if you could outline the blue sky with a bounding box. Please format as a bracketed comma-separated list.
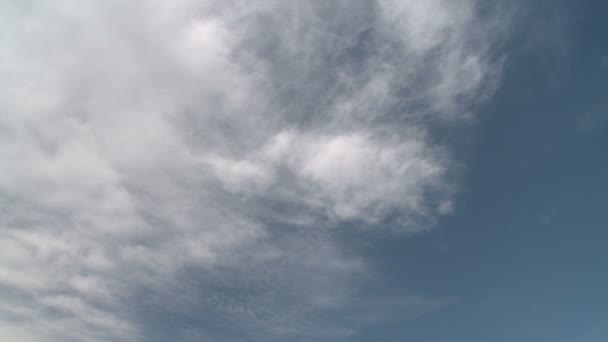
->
[0, 1, 607, 341]
[355, 2, 608, 341]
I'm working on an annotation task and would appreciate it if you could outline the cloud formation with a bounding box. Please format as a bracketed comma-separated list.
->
[0, 0, 508, 340]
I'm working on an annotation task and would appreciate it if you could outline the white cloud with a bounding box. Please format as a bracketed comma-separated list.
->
[207, 130, 448, 226]
[0, 0, 509, 341]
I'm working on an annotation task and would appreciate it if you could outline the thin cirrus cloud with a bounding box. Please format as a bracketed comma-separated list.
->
[0, 0, 510, 341]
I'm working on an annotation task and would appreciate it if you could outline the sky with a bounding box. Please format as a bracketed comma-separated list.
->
[0, 1, 607, 341]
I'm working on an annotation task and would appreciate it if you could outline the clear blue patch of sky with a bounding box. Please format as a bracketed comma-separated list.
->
[354, 1, 608, 341]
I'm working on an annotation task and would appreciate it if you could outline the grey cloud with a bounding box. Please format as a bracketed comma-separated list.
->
[0, 0, 510, 340]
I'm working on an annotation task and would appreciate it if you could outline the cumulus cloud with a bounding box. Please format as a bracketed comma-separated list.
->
[0, 0, 509, 341]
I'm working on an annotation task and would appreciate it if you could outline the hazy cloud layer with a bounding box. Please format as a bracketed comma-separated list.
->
[0, 1, 509, 341]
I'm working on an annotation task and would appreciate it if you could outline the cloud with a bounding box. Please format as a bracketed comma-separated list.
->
[207, 129, 449, 226]
[0, 0, 509, 340]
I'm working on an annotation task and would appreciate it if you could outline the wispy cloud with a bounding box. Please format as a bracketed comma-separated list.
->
[0, 0, 510, 340]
